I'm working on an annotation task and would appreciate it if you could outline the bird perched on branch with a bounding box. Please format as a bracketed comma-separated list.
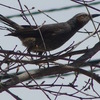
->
[0, 13, 100, 54]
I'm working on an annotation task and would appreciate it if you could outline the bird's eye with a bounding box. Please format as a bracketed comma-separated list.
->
[77, 14, 88, 23]
[79, 15, 86, 19]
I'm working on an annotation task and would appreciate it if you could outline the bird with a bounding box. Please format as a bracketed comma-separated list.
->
[0, 13, 100, 55]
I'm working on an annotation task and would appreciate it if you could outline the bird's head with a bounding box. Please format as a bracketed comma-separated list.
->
[73, 13, 100, 25]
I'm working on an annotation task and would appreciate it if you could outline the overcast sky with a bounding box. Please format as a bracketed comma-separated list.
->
[0, 0, 100, 100]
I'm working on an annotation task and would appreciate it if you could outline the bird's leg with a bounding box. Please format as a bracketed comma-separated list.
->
[38, 51, 43, 56]
[27, 46, 34, 61]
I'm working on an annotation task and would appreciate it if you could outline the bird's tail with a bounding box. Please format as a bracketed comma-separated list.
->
[0, 14, 23, 30]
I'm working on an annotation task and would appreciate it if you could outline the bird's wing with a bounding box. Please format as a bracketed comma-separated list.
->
[6, 22, 67, 38]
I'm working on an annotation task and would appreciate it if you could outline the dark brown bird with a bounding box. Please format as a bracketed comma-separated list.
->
[0, 13, 100, 54]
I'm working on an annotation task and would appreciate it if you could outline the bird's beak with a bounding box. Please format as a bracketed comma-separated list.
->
[91, 14, 100, 18]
